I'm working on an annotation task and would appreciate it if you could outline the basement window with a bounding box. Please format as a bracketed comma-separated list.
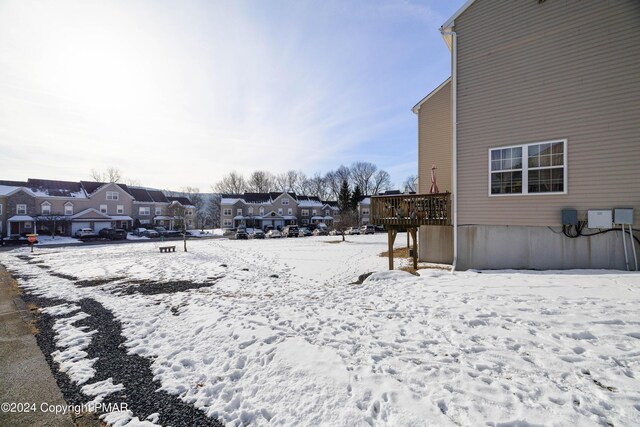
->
[490, 139, 566, 196]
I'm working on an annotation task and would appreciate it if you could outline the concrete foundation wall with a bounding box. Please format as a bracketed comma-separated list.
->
[457, 225, 636, 271]
[418, 225, 453, 264]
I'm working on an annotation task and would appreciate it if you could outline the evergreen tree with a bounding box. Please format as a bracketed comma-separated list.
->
[350, 185, 363, 210]
[337, 180, 352, 213]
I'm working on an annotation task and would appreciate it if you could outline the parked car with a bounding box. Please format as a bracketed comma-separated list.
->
[282, 225, 299, 238]
[313, 227, 329, 236]
[133, 227, 147, 236]
[235, 229, 249, 240]
[298, 227, 312, 237]
[154, 226, 168, 237]
[375, 224, 385, 232]
[107, 229, 127, 240]
[251, 229, 266, 239]
[329, 229, 343, 236]
[345, 227, 361, 235]
[166, 229, 183, 237]
[143, 229, 160, 238]
[75, 228, 94, 238]
[267, 229, 282, 238]
[360, 224, 375, 235]
[98, 228, 112, 238]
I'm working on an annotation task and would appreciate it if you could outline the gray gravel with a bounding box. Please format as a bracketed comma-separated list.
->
[23, 291, 224, 427]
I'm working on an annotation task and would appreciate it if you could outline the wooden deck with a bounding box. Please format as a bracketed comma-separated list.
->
[370, 192, 451, 227]
[370, 192, 451, 270]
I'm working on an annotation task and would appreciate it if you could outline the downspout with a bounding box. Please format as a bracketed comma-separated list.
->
[442, 28, 458, 272]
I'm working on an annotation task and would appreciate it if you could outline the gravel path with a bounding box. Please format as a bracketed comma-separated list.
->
[23, 292, 223, 426]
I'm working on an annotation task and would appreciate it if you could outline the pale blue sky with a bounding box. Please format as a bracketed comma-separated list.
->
[0, 0, 460, 190]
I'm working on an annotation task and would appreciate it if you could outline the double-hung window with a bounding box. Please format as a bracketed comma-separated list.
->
[139, 207, 150, 216]
[41, 202, 51, 215]
[106, 191, 119, 200]
[490, 139, 566, 196]
[17, 204, 27, 215]
[223, 209, 232, 216]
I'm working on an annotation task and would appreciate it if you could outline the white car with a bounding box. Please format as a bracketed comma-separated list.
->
[267, 229, 282, 238]
[345, 227, 361, 235]
[75, 228, 94, 237]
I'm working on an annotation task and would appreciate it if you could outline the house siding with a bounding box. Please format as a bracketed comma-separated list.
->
[417, 79, 452, 194]
[455, 0, 640, 226]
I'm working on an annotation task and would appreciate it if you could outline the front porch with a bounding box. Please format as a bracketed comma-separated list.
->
[371, 192, 451, 269]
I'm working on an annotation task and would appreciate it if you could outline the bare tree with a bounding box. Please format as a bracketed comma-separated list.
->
[168, 201, 189, 252]
[214, 171, 247, 194]
[181, 187, 206, 229]
[371, 170, 391, 195]
[306, 173, 330, 200]
[350, 161, 377, 195]
[403, 174, 418, 193]
[90, 167, 134, 184]
[248, 171, 274, 193]
[207, 194, 221, 228]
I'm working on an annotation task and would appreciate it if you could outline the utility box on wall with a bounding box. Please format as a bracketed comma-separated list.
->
[614, 208, 634, 225]
[587, 210, 613, 229]
[561, 209, 578, 225]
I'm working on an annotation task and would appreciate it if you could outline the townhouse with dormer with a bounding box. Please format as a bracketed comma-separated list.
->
[220, 192, 339, 230]
[0, 178, 195, 238]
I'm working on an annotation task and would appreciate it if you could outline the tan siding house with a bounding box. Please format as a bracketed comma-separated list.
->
[417, 0, 640, 270]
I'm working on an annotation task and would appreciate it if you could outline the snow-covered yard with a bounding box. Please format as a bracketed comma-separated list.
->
[2, 234, 640, 426]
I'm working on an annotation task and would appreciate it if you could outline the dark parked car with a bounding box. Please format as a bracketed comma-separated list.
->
[154, 226, 169, 237]
[251, 229, 266, 239]
[282, 225, 299, 237]
[298, 227, 312, 237]
[235, 229, 249, 240]
[107, 229, 127, 240]
[98, 228, 112, 238]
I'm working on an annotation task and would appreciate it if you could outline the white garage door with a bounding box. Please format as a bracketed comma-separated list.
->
[72, 222, 90, 235]
[94, 222, 112, 233]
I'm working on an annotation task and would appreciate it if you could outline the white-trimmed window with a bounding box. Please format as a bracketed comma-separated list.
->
[139, 207, 150, 216]
[64, 202, 73, 216]
[312, 209, 317, 216]
[277, 208, 283, 215]
[248, 207, 254, 215]
[302, 219, 309, 225]
[117, 205, 124, 214]
[282, 199, 289, 205]
[237, 208, 242, 216]
[41, 202, 51, 215]
[223, 208, 232, 216]
[325, 209, 330, 216]
[100, 204, 108, 214]
[287, 208, 293, 215]
[106, 191, 119, 200]
[188, 220, 192, 226]
[17, 204, 27, 215]
[223, 219, 232, 227]
[140, 219, 150, 224]
[490, 139, 566, 196]
[259, 207, 265, 215]
[155, 207, 162, 216]
[362, 209, 369, 216]
[301, 209, 309, 217]
[24, 221, 32, 229]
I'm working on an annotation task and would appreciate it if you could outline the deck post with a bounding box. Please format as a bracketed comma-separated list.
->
[410, 227, 418, 270]
[387, 227, 397, 270]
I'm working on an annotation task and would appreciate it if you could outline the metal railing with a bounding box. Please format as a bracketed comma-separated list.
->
[370, 192, 451, 227]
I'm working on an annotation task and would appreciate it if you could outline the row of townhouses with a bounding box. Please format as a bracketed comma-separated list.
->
[220, 190, 409, 230]
[0, 179, 195, 238]
[220, 192, 340, 230]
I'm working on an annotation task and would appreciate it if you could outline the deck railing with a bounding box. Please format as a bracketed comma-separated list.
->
[370, 192, 451, 227]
